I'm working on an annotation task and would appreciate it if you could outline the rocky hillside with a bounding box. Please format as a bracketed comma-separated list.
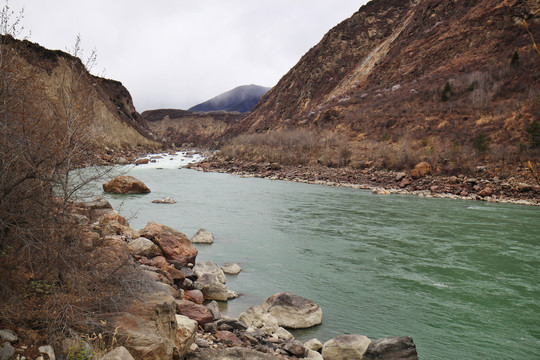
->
[238, 0, 539, 148]
[142, 109, 246, 148]
[3, 35, 159, 149]
[188, 84, 271, 113]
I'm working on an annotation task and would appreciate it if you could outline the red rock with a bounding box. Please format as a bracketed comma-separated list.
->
[175, 300, 214, 325]
[150, 256, 186, 283]
[184, 289, 204, 304]
[478, 187, 493, 197]
[140, 222, 198, 266]
[399, 178, 411, 188]
[135, 158, 150, 165]
[215, 331, 243, 347]
[102, 175, 151, 194]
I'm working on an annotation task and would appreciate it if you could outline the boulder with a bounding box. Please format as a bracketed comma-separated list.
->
[322, 335, 371, 360]
[478, 187, 493, 197]
[100, 346, 135, 360]
[0, 330, 18, 343]
[215, 317, 247, 332]
[221, 263, 242, 275]
[191, 228, 214, 244]
[0, 342, 15, 360]
[275, 327, 294, 340]
[110, 291, 180, 360]
[193, 261, 226, 284]
[215, 331, 243, 346]
[282, 340, 307, 357]
[175, 315, 198, 359]
[90, 236, 131, 274]
[304, 338, 323, 352]
[305, 349, 324, 360]
[176, 299, 214, 325]
[193, 274, 237, 301]
[135, 158, 150, 165]
[186, 347, 281, 360]
[149, 256, 186, 284]
[140, 222, 198, 266]
[102, 175, 151, 194]
[152, 197, 177, 204]
[399, 178, 412, 188]
[184, 289, 204, 304]
[261, 292, 322, 329]
[363, 336, 419, 360]
[206, 301, 221, 320]
[239, 305, 279, 334]
[38, 345, 56, 360]
[127, 237, 162, 257]
[410, 162, 432, 179]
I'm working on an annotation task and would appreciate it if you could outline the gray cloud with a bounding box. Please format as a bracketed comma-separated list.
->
[11, 0, 367, 111]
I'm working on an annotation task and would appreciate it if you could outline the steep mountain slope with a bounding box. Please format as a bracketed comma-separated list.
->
[239, 0, 539, 147]
[188, 84, 271, 113]
[3, 35, 158, 149]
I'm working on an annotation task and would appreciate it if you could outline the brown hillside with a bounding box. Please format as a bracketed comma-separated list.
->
[240, 0, 539, 148]
[3, 35, 159, 149]
[142, 109, 245, 147]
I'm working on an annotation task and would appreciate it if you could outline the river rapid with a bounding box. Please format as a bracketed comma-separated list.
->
[96, 152, 539, 360]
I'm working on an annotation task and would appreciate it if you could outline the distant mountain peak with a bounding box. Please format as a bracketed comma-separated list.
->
[188, 84, 271, 113]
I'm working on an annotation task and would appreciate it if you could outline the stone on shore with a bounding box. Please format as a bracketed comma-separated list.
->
[304, 338, 323, 352]
[238, 305, 279, 334]
[152, 197, 177, 204]
[176, 300, 214, 326]
[0, 330, 18, 344]
[193, 274, 237, 301]
[186, 347, 281, 360]
[135, 158, 150, 165]
[322, 334, 371, 360]
[140, 222, 198, 266]
[175, 315, 198, 360]
[261, 292, 322, 329]
[221, 263, 242, 275]
[194, 260, 226, 284]
[0, 342, 15, 360]
[191, 228, 214, 244]
[103, 175, 151, 194]
[110, 291, 181, 360]
[184, 289, 204, 304]
[410, 162, 432, 179]
[100, 346, 135, 360]
[127, 237, 162, 257]
[363, 336, 419, 360]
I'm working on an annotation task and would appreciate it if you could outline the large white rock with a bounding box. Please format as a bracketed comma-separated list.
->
[304, 338, 323, 352]
[322, 335, 371, 360]
[193, 261, 226, 284]
[261, 292, 322, 329]
[191, 228, 214, 244]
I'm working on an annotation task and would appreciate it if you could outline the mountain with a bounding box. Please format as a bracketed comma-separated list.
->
[2, 35, 158, 149]
[188, 84, 271, 113]
[238, 0, 539, 147]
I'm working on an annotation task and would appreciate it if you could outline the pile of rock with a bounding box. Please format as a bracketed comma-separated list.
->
[43, 195, 418, 360]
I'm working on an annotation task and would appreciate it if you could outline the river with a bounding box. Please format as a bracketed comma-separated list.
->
[97, 153, 539, 359]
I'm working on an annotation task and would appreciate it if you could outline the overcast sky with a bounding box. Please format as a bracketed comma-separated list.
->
[9, 0, 368, 112]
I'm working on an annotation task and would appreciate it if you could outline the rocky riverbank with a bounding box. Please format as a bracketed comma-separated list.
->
[0, 192, 420, 360]
[186, 158, 540, 206]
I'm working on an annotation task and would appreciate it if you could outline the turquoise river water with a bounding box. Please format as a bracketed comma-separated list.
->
[96, 154, 539, 359]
